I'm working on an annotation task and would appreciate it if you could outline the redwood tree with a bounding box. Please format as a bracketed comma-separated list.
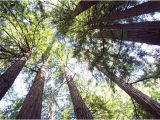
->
[87, 1, 160, 45]
[73, 1, 99, 17]
[0, 1, 47, 100]
[89, 1, 160, 24]
[16, 39, 55, 119]
[96, 65, 160, 118]
[91, 21, 160, 30]
[0, 50, 32, 100]
[92, 21, 160, 45]
[16, 60, 48, 119]
[65, 70, 93, 119]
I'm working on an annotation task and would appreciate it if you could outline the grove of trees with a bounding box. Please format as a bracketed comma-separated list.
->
[0, 0, 160, 119]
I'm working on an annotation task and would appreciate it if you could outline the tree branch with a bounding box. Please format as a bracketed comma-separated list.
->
[131, 97, 139, 119]
[5, 5, 30, 49]
[129, 76, 160, 85]
[3, 29, 24, 51]
[24, 65, 38, 73]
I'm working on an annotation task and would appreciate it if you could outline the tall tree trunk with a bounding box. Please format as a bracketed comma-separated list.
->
[16, 38, 54, 119]
[89, 1, 160, 24]
[0, 50, 32, 100]
[91, 21, 160, 30]
[96, 65, 160, 118]
[93, 28, 160, 45]
[126, 29, 160, 45]
[65, 70, 93, 119]
[16, 60, 48, 119]
[73, 1, 99, 17]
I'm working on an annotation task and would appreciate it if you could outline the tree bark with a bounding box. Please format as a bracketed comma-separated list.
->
[91, 21, 160, 30]
[65, 70, 93, 119]
[89, 1, 160, 24]
[96, 65, 160, 118]
[0, 51, 32, 100]
[93, 28, 160, 45]
[73, 1, 99, 17]
[16, 60, 48, 119]
[111, 76, 160, 118]
[126, 29, 160, 45]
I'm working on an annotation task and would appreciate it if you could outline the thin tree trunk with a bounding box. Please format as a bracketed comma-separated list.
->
[47, 100, 53, 119]
[73, 1, 99, 17]
[96, 65, 160, 118]
[0, 50, 32, 100]
[65, 70, 93, 119]
[16, 60, 48, 119]
[89, 1, 160, 24]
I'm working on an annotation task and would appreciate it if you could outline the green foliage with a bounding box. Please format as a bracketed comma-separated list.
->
[0, 98, 23, 119]
[0, 1, 160, 120]
[0, 1, 53, 69]
[77, 80, 133, 119]
[61, 106, 73, 120]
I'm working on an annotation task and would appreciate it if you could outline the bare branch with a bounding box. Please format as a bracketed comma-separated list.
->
[129, 76, 160, 85]
[24, 65, 38, 73]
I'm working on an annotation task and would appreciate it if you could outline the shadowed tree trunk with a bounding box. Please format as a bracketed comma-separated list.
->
[126, 29, 160, 45]
[65, 70, 93, 119]
[96, 65, 160, 118]
[93, 28, 160, 45]
[16, 60, 48, 119]
[73, 1, 99, 17]
[91, 21, 160, 30]
[0, 50, 32, 100]
[89, 1, 160, 24]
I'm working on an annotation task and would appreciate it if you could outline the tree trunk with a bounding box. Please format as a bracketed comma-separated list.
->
[91, 21, 160, 30]
[127, 29, 160, 45]
[96, 65, 160, 118]
[93, 28, 160, 45]
[0, 51, 32, 100]
[73, 1, 99, 17]
[89, 1, 160, 24]
[48, 103, 53, 119]
[111, 76, 160, 118]
[16, 38, 54, 119]
[65, 70, 93, 119]
[16, 60, 48, 119]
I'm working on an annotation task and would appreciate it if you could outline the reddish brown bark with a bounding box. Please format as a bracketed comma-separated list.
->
[91, 21, 160, 30]
[112, 76, 160, 118]
[65, 70, 93, 119]
[73, 1, 99, 17]
[0, 51, 32, 100]
[96, 66, 160, 118]
[127, 29, 160, 45]
[93, 28, 160, 45]
[89, 1, 160, 24]
[16, 61, 48, 119]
